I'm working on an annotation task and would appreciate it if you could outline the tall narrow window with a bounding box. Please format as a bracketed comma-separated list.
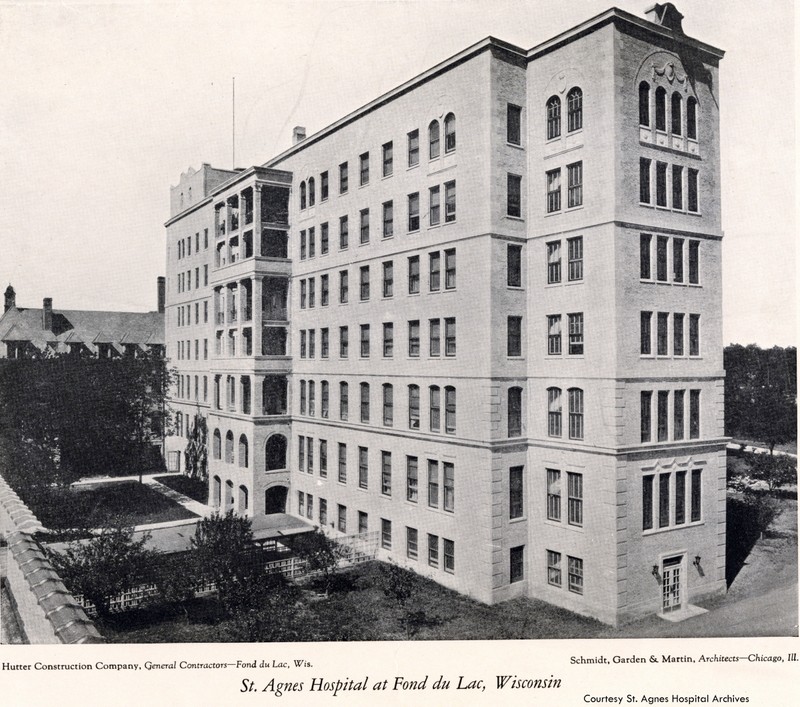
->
[429, 318, 441, 357]
[689, 389, 700, 439]
[639, 81, 650, 126]
[444, 386, 456, 434]
[321, 171, 329, 200]
[656, 236, 668, 281]
[567, 236, 583, 281]
[407, 527, 418, 558]
[383, 322, 394, 358]
[359, 152, 369, 185]
[308, 177, 316, 207]
[382, 384, 393, 426]
[509, 466, 524, 519]
[300, 182, 306, 210]
[444, 181, 456, 222]
[671, 92, 682, 135]
[408, 129, 419, 166]
[408, 320, 420, 357]
[339, 215, 349, 250]
[546, 96, 561, 140]
[428, 120, 440, 159]
[359, 208, 369, 243]
[687, 168, 699, 212]
[408, 192, 420, 231]
[444, 249, 456, 289]
[673, 389, 685, 441]
[408, 256, 420, 294]
[382, 200, 393, 238]
[321, 380, 329, 418]
[567, 472, 583, 526]
[691, 469, 702, 522]
[339, 381, 348, 420]
[444, 112, 456, 152]
[428, 534, 439, 567]
[548, 314, 562, 355]
[507, 244, 522, 287]
[358, 446, 368, 489]
[507, 316, 522, 357]
[443, 462, 454, 512]
[408, 385, 420, 429]
[656, 161, 667, 207]
[321, 274, 329, 307]
[568, 313, 584, 355]
[641, 311, 652, 355]
[383, 260, 394, 298]
[429, 252, 441, 291]
[508, 387, 522, 438]
[547, 387, 562, 437]
[673, 312, 684, 356]
[360, 381, 370, 422]
[687, 97, 698, 140]
[659, 473, 670, 528]
[339, 162, 348, 194]
[568, 388, 584, 440]
[657, 390, 669, 442]
[642, 475, 654, 530]
[407, 456, 418, 502]
[672, 165, 683, 210]
[676, 473, 687, 525]
[689, 314, 700, 356]
[429, 185, 440, 225]
[546, 168, 561, 212]
[640, 158, 651, 203]
[381, 451, 392, 496]
[655, 87, 666, 131]
[640, 233, 652, 279]
[673, 238, 684, 282]
[382, 141, 393, 177]
[429, 386, 440, 432]
[428, 459, 439, 507]
[567, 87, 582, 132]
[641, 391, 652, 443]
[507, 103, 522, 145]
[445, 317, 456, 357]
[688, 241, 700, 284]
[338, 443, 347, 483]
[359, 265, 370, 301]
[657, 312, 669, 356]
[360, 324, 370, 358]
[507, 174, 522, 217]
[546, 550, 560, 586]
[547, 241, 561, 283]
[339, 325, 348, 358]
[568, 556, 584, 595]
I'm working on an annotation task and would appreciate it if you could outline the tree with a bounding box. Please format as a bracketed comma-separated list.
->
[378, 561, 423, 638]
[190, 511, 261, 616]
[47, 525, 158, 619]
[748, 453, 797, 492]
[225, 572, 305, 642]
[184, 413, 208, 482]
[291, 529, 340, 596]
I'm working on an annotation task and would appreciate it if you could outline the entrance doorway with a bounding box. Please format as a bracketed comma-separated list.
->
[264, 485, 288, 514]
[661, 555, 684, 613]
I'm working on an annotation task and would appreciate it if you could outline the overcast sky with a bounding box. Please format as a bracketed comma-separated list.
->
[0, 0, 794, 347]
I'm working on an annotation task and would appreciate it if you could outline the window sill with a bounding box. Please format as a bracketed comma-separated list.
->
[381, 173, 393, 181]
[505, 215, 525, 222]
[507, 285, 524, 291]
[407, 163, 420, 171]
[428, 223, 441, 230]
[506, 142, 524, 150]
[565, 204, 584, 213]
[642, 520, 704, 537]
[544, 519, 584, 533]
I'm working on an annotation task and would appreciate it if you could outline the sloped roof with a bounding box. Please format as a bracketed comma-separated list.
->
[0, 306, 164, 352]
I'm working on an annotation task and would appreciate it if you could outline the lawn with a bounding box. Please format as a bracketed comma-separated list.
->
[30, 480, 197, 534]
[154, 474, 209, 504]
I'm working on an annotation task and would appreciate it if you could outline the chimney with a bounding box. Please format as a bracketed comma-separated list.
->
[292, 126, 306, 145]
[644, 3, 684, 33]
[4, 285, 15, 313]
[42, 298, 53, 331]
[157, 276, 166, 314]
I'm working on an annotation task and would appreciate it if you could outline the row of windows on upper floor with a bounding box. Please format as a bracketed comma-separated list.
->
[298, 114, 457, 210]
[638, 82, 699, 142]
[177, 265, 209, 293]
[545, 87, 583, 141]
[298, 182, 456, 259]
[177, 229, 210, 260]
[640, 159, 700, 212]
[640, 311, 702, 358]
[640, 234, 701, 285]
[177, 300, 208, 327]
[641, 389, 702, 444]
[299, 249, 456, 308]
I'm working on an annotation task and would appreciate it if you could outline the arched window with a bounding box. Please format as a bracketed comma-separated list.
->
[547, 387, 562, 437]
[212, 428, 221, 459]
[546, 96, 561, 140]
[671, 92, 682, 135]
[308, 176, 315, 206]
[408, 384, 420, 429]
[428, 120, 440, 159]
[444, 386, 456, 434]
[567, 87, 583, 132]
[300, 379, 306, 415]
[444, 113, 456, 152]
[212, 475, 221, 506]
[638, 81, 650, 126]
[238, 434, 249, 468]
[225, 480, 234, 507]
[508, 386, 523, 438]
[225, 430, 234, 464]
[568, 387, 584, 440]
[429, 385, 441, 432]
[655, 87, 666, 131]
[239, 485, 249, 511]
[686, 97, 698, 140]
[299, 181, 306, 210]
[265, 434, 287, 471]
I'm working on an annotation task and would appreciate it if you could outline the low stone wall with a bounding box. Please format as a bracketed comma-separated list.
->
[0, 474, 103, 644]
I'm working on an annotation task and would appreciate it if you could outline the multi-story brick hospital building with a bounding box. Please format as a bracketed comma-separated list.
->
[164, 3, 726, 625]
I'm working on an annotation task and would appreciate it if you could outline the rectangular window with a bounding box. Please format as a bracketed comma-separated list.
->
[509, 466, 524, 519]
[689, 314, 700, 356]
[427, 459, 439, 507]
[429, 251, 441, 291]
[339, 215, 349, 250]
[300, 330, 307, 359]
[567, 472, 583, 527]
[359, 152, 369, 186]
[507, 316, 522, 357]
[691, 469, 702, 521]
[382, 201, 393, 238]
[444, 387, 456, 434]
[358, 446, 368, 489]
[309, 227, 316, 258]
[568, 388, 584, 440]
[338, 443, 347, 483]
[408, 192, 420, 231]
[640, 158, 651, 203]
[308, 329, 316, 358]
[640, 233, 652, 279]
[319, 498, 327, 525]
[428, 534, 439, 568]
[381, 519, 392, 550]
[673, 312, 684, 356]
[444, 318, 456, 357]
[546, 168, 561, 212]
[298, 435, 305, 470]
[339, 162, 348, 194]
[568, 556, 584, 594]
[382, 260, 393, 298]
[406, 456, 418, 502]
[656, 236, 668, 281]
[673, 389, 685, 440]
[321, 274, 329, 307]
[408, 320, 420, 357]
[300, 231, 307, 260]
[339, 381, 349, 421]
[408, 385, 420, 429]
[673, 238, 684, 282]
[547, 241, 561, 284]
[429, 185, 440, 225]
[659, 473, 670, 528]
[548, 388, 562, 437]
[641, 311, 652, 355]
[320, 440, 327, 477]
[308, 277, 316, 308]
[383, 322, 394, 358]
[689, 389, 700, 439]
[443, 462, 454, 512]
[641, 390, 652, 443]
[321, 171, 329, 200]
[444, 180, 456, 222]
[360, 381, 370, 422]
[408, 255, 420, 294]
[339, 270, 349, 304]
[407, 527, 418, 559]
[507, 103, 522, 145]
[675, 469, 686, 525]
[339, 326, 349, 358]
[337, 504, 346, 533]
[429, 318, 440, 357]
[567, 236, 583, 281]
[546, 549, 560, 587]
[688, 241, 700, 284]
[656, 161, 668, 207]
[382, 141, 393, 177]
[381, 451, 392, 496]
[672, 164, 683, 210]
[444, 248, 456, 289]
[548, 314, 562, 355]
[383, 384, 393, 425]
[359, 265, 370, 301]
[688, 168, 699, 212]
[642, 475, 654, 530]
[507, 173, 522, 217]
[657, 390, 669, 441]
[567, 162, 583, 208]
[507, 244, 522, 287]
[358, 511, 368, 535]
[547, 469, 561, 521]
[359, 208, 369, 243]
[408, 129, 419, 167]
[510, 546, 525, 584]
[657, 312, 669, 355]
[568, 313, 583, 355]
[321, 379, 329, 417]
[360, 324, 370, 358]
[443, 539, 455, 573]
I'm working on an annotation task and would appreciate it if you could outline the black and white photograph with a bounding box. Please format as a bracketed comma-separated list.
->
[0, 0, 796, 704]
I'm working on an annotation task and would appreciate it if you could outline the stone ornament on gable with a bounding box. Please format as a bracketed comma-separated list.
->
[652, 61, 688, 91]
[557, 73, 567, 94]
